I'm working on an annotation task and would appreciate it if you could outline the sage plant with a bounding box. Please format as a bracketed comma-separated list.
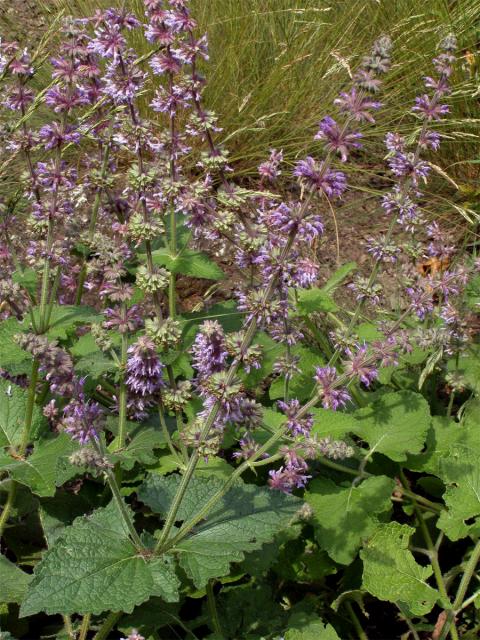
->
[0, 4, 479, 640]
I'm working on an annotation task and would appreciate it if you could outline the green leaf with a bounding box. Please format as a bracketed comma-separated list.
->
[12, 268, 38, 296]
[31, 305, 102, 340]
[353, 391, 431, 462]
[270, 344, 323, 401]
[110, 425, 167, 471]
[361, 522, 439, 616]
[138, 474, 301, 588]
[437, 446, 480, 541]
[148, 248, 224, 280]
[311, 407, 354, 440]
[72, 334, 117, 377]
[20, 502, 180, 617]
[406, 416, 474, 477]
[306, 476, 394, 564]
[243, 332, 284, 389]
[0, 434, 78, 497]
[0, 555, 32, 603]
[0, 378, 45, 449]
[39, 493, 92, 546]
[295, 287, 339, 314]
[285, 611, 340, 639]
[446, 345, 480, 394]
[322, 261, 357, 293]
[0, 319, 32, 376]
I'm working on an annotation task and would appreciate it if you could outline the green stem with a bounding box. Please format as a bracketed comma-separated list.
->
[38, 217, 55, 332]
[169, 209, 177, 320]
[19, 359, 40, 456]
[62, 615, 74, 640]
[317, 457, 443, 513]
[75, 133, 112, 306]
[0, 359, 40, 538]
[155, 226, 302, 552]
[447, 390, 455, 418]
[206, 580, 223, 637]
[78, 613, 91, 640]
[0, 480, 17, 539]
[93, 611, 121, 640]
[440, 538, 480, 640]
[346, 602, 368, 640]
[401, 472, 459, 640]
[116, 327, 129, 451]
[92, 440, 143, 551]
[158, 399, 182, 463]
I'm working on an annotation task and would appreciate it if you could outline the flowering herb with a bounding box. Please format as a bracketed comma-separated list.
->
[0, 8, 479, 640]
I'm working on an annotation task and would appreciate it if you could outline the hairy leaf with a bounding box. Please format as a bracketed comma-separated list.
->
[138, 474, 301, 587]
[311, 407, 355, 440]
[0, 555, 32, 604]
[110, 425, 167, 470]
[285, 611, 340, 639]
[20, 502, 179, 617]
[361, 522, 439, 616]
[1, 434, 77, 497]
[353, 391, 431, 461]
[149, 248, 224, 280]
[306, 476, 394, 564]
[295, 288, 339, 314]
[0, 378, 45, 449]
[31, 305, 102, 340]
[0, 319, 33, 375]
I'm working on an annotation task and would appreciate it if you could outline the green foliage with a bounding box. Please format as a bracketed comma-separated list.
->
[353, 391, 431, 462]
[0, 378, 45, 448]
[306, 476, 395, 565]
[147, 248, 225, 280]
[0, 556, 32, 604]
[139, 474, 301, 587]
[0, 319, 33, 376]
[360, 522, 440, 616]
[285, 611, 340, 640]
[20, 502, 180, 617]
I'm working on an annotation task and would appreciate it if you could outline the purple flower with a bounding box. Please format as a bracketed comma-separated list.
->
[314, 366, 351, 410]
[314, 116, 362, 162]
[268, 464, 310, 493]
[294, 157, 346, 197]
[126, 336, 164, 396]
[406, 287, 434, 319]
[89, 24, 126, 59]
[258, 149, 283, 181]
[103, 60, 146, 103]
[62, 393, 104, 445]
[191, 320, 229, 378]
[334, 88, 382, 123]
[1, 85, 35, 111]
[45, 85, 86, 112]
[277, 399, 313, 437]
[103, 305, 143, 334]
[343, 345, 378, 387]
[412, 95, 449, 120]
[39, 123, 81, 150]
[419, 130, 441, 150]
[385, 132, 406, 153]
[292, 258, 319, 287]
[388, 152, 430, 183]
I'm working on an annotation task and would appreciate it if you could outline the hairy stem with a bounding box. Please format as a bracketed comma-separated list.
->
[78, 614, 91, 640]
[75, 131, 112, 305]
[93, 611, 122, 640]
[206, 580, 223, 637]
[116, 323, 129, 451]
[439, 538, 480, 640]
[346, 601, 368, 640]
[0, 479, 17, 540]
